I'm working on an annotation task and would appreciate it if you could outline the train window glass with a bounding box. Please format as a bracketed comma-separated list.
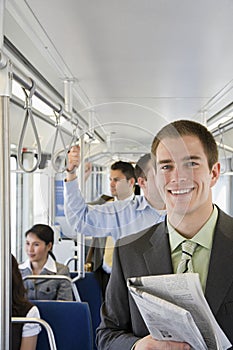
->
[33, 171, 49, 223]
[12, 80, 25, 101]
[87, 165, 108, 201]
[84, 165, 108, 201]
[213, 174, 233, 216]
[12, 80, 53, 115]
[10, 150, 51, 261]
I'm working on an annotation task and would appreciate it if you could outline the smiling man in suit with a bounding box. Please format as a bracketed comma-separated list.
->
[96, 120, 233, 350]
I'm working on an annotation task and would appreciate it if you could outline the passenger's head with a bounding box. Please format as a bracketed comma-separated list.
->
[151, 119, 220, 218]
[151, 119, 218, 171]
[25, 224, 55, 264]
[110, 161, 136, 200]
[134, 153, 151, 195]
[12, 254, 28, 313]
[134, 153, 151, 180]
[135, 153, 165, 210]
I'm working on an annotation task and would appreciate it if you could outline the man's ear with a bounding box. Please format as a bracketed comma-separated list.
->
[137, 177, 146, 189]
[129, 177, 136, 187]
[210, 162, 221, 187]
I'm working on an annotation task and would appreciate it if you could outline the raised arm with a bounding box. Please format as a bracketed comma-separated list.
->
[64, 177, 164, 240]
[64, 146, 164, 240]
[64, 178, 132, 239]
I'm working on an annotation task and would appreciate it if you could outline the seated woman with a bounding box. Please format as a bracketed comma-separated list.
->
[12, 254, 41, 350]
[19, 224, 73, 300]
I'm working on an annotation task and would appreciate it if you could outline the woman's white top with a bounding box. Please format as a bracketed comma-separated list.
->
[22, 306, 41, 337]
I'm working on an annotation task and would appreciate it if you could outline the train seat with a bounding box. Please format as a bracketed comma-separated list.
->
[71, 272, 102, 350]
[33, 300, 93, 350]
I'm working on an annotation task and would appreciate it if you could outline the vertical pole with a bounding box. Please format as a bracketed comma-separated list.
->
[0, 95, 11, 350]
[88, 109, 94, 139]
[64, 79, 74, 114]
[77, 134, 85, 278]
[0, 0, 5, 50]
[0, 62, 11, 350]
[1, 2, 11, 348]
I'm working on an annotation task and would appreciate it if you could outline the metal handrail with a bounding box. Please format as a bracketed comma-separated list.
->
[65, 256, 84, 283]
[17, 79, 42, 173]
[65, 255, 78, 267]
[12, 317, 57, 350]
[23, 274, 81, 302]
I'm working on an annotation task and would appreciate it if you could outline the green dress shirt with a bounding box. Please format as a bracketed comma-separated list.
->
[168, 205, 218, 291]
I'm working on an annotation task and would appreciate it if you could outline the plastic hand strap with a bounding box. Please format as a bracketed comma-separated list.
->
[51, 105, 69, 173]
[17, 79, 42, 173]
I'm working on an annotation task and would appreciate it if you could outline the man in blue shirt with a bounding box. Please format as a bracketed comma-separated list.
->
[64, 150, 165, 241]
[85, 160, 136, 297]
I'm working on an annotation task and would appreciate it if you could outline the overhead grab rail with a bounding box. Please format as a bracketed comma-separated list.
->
[11, 62, 86, 128]
[17, 79, 42, 173]
[12, 317, 57, 350]
[51, 106, 69, 173]
[23, 274, 81, 302]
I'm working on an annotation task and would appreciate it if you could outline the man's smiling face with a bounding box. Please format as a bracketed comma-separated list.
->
[155, 134, 219, 217]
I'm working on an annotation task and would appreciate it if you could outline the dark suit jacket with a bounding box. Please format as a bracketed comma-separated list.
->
[96, 208, 233, 350]
[86, 195, 114, 271]
[86, 237, 107, 271]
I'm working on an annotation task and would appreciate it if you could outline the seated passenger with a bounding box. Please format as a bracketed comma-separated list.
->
[12, 254, 41, 350]
[19, 224, 73, 301]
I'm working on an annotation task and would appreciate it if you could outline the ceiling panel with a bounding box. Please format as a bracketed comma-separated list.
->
[4, 0, 233, 162]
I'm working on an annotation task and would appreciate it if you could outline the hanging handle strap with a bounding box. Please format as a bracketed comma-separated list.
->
[67, 122, 79, 151]
[51, 105, 69, 173]
[17, 79, 42, 173]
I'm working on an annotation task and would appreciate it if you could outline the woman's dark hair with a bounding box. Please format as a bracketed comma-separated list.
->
[12, 254, 32, 316]
[25, 224, 56, 260]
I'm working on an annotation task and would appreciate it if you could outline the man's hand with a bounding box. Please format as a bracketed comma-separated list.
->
[135, 335, 190, 350]
[66, 145, 81, 181]
[67, 145, 81, 170]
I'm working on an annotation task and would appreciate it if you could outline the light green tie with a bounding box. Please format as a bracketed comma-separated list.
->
[176, 240, 197, 274]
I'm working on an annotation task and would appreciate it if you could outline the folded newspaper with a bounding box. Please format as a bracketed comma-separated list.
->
[127, 273, 231, 350]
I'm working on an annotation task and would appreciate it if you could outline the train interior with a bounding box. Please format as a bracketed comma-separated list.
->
[1, 1, 233, 349]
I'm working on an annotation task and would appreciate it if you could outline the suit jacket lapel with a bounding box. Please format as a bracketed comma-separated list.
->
[143, 220, 173, 275]
[140, 210, 233, 317]
[141, 210, 233, 317]
[205, 209, 233, 315]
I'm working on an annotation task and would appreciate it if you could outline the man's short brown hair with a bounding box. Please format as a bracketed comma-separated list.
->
[151, 120, 218, 170]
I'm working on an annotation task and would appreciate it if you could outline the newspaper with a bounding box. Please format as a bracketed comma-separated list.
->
[127, 273, 231, 350]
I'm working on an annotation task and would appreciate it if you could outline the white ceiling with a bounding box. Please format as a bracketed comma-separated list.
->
[4, 0, 233, 163]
